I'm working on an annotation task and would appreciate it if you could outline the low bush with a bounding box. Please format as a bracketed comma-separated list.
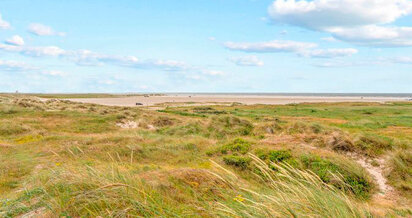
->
[256, 149, 299, 167]
[193, 107, 227, 115]
[301, 155, 373, 199]
[220, 138, 251, 155]
[223, 155, 251, 169]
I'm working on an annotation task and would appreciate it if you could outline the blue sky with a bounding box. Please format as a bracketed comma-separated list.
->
[1, 0, 412, 93]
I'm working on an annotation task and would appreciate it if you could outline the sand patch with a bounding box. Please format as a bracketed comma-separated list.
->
[347, 153, 393, 197]
[116, 120, 138, 129]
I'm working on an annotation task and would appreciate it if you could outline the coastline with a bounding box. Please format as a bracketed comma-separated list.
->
[63, 94, 410, 107]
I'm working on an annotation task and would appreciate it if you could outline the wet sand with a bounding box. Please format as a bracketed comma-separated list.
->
[65, 94, 409, 107]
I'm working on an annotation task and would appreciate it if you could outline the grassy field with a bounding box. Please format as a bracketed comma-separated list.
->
[0, 95, 411, 217]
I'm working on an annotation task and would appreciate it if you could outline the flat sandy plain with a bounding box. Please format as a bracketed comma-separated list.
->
[66, 94, 411, 107]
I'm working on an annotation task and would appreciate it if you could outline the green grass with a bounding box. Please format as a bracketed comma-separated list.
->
[0, 95, 411, 217]
[388, 151, 412, 192]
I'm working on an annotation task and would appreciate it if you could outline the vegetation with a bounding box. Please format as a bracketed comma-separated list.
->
[0, 95, 411, 217]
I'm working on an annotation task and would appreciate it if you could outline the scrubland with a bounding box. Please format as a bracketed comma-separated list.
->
[0, 94, 411, 217]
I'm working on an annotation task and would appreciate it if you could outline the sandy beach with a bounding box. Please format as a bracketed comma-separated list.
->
[65, 94, 410, 107]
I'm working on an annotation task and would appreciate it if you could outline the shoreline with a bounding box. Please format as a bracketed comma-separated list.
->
[62, 94, 410, 107]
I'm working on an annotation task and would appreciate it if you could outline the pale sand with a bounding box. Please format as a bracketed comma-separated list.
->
[65, 94, 409, 107]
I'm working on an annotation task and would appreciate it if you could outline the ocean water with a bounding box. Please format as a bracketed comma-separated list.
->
[165, 93, 412, 98]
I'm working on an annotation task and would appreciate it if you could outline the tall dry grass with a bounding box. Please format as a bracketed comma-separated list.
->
[213, 154, 372, 217]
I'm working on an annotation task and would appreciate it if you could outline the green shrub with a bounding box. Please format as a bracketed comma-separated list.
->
[268, 150, 292, 162]
[256, 149, 299, 168]
[255, 149, 268, 160]
[193, 107, 227, 115]
[301, 155, 372, 199]
[223, 155, 251, 169]
[220, 138, 251, 155]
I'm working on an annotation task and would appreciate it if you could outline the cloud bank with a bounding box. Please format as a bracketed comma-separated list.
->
[224, 40, 357, 58]
[268, 0, 412, 47]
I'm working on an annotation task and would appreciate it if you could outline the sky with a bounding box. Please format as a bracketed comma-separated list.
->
[1, 0, 412, 93]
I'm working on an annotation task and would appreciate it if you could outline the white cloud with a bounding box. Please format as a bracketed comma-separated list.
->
[64, 50, 139, 66]
[0, 44, 67, 57]
[22, 46, 66, 57]
[313, 56, 412, 67]
[0, 43, 192, 72]
[28, 23, 66, 36]
[330, 25, 412, 47]
[150, 60, 188, 71]
[299, 48, 358, 58]
[268, 0, 412, 47]
[268, 0, 412, 30]
[0, 60, 37, 71]
[42, 70, 66, 76]
[224, 40, 317, 53]
[229, 56, 264, 66]
[0, 14, 10, 29]
[224, 39, 357, 58]
[5, 35, 24, 46]
[0, 43, 22, 52]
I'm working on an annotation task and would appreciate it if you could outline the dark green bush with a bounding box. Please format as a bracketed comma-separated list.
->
[301, 155, 372, 199]
[268, 150, 292, 162]
[223, 155, 251, 169]
[193, 107, 227, 115]
[256, 149, 299, 168]
[220, 138, 251, 155]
